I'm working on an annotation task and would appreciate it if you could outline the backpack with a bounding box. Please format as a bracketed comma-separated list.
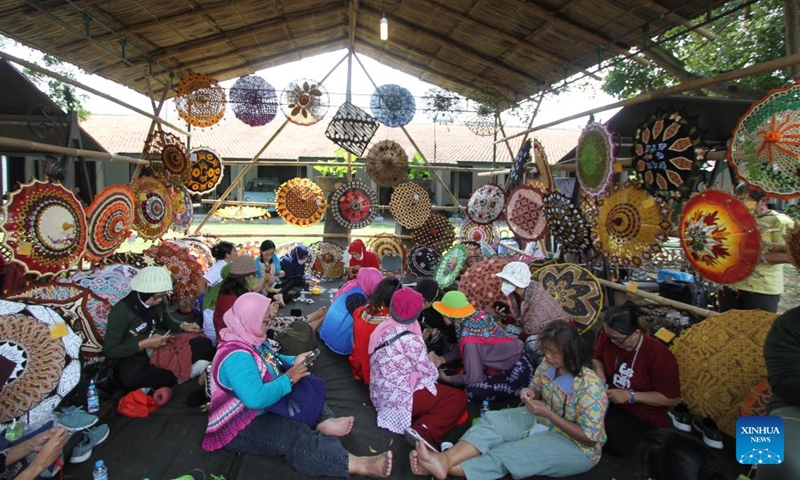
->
[276, 321, 318, 355]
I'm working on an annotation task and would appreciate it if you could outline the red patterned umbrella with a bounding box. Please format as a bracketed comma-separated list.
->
[458, 220, 499, 246]
[458, 257, 511, 314]
[467, 183, 506, 224]
[146, 240, 211, 311]
[130, 176, 173, 241]
[85, 185, 134, 264]
[330, 180, 378, 230]
[505, 185, 548, 242]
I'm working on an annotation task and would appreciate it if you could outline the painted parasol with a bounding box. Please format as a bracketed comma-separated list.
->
[389, 182, 431, 229]
[175, 74, 227, 128]
[275, 178, 326, 226]
[62, 263, 138, 306]
[84, 184, 134, 264]
[146, 240, 211, 311]
[530, 263, 603, 335]
[590, 181, 672, 266]
[507, 139, 532, 193]
[366, 140, 409, 187]
[1, 179, 87, 277]
[542, 191, 592, 253]
[213, 205, 270, 223]
[678, 190, 762, 284]
[367, 234, 408, 271]
[237, 241, 262, 260]
[330, 180, 378, 230]
[576, 122, 615, 198]
[309, 242, 346, 281]
[281, 79, 329, 126]
[529, 139, 555, 192]
[458, 220, 499, 246]
[98, 251, 159, 270]
[728, 82, 800, 199]
[187, 147, 224, 195]
[0, 300, 81, 429]
[411, 213, 456, 253]
[130, 176, 174, 241]
[171, 186, 194, 234]
[505, 185, 548, 242]
[434, 244, 468, 288]
[467, 183, 506, 224]
[458, 257, 510, 314]
[370, 84, 416, 128]
[146, 131, 192, 187]
[325, 102, 379, 157]
[408, 245, 442, 279]
[229, 75, 278, 127]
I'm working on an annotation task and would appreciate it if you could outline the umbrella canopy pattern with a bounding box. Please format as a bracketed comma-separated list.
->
[175, 74, 227, 128]
[187, 147, 224, 195]
[458, 220, 499, 246]
[275, 178, 326, 226]
[678, 190, 762, 284]
[367, 234, 408, 272]
[467, 183, 506, 224]
[542, 191, 592, 253]
[130, 176, 173, 241]
[1, 179, 87, 277]
[98, 251, 159, 270]
[408, 245, 441, 279]
[62, 263, 138, 306]
[529, 139, 555, 192]
[370, 84, 416, 128]
[505, 185, 548, 242]
[507, 139, 531, 193]
[458, 257, 510, 315]
[229, 75, 278, 127]
[410, 213, 456, 253]
[213, 205, 270, 223]
[434, 244, 468, 288]
[389, 182, 431, 229]
[84, 185, 134, 264]
[366, 140, 409, 187]
[146, 132, 192, 187]
[281, 79, 329, 126]
[146, 240, 210, 310]
[330, 180, 378, 230]
[530, 263, 603, 335]
[728, 82, 800, 199]
[325, 102, 379, 157]
[308, 242, 345, 281]
[576, 122, 615, 198]
[171, 186, 194, 234]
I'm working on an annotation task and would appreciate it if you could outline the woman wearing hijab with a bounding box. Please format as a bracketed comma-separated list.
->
[415, 279, 456, 355]
[369, 288, 467, 450]
[277, 245, 318, 302]
[349, 277, 400, 384]
[346, 239, 380, 279]
[496, 261, 572, 337]
[320, 267, 384, 355]
[203, 293, 393, 478]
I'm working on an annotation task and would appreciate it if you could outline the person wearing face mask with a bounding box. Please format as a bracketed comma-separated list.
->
[346, 239, 380, 280]
[495, 261, 572, 337]
[278, 245, 319, 302]
[104, 267, 212, 390]
[212, 256, 260, 342]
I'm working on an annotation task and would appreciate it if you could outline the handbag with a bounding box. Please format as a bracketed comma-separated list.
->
[264, 355, 325, 428]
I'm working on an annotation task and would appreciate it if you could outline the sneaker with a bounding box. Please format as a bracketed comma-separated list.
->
[69, 424, 110, 464]
[55, 406, 98, 432]
[190, 360, 211, 379]
[668, 403, 693, 432]
[692, 416, 724, 449]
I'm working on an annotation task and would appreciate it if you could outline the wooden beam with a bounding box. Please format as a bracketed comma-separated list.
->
[640, 0, 717, 41]
[348, 0, 359, 48]
[598, 278, 718, 318]
[785, 0, 800, 79]
[0, 136, 148, 164]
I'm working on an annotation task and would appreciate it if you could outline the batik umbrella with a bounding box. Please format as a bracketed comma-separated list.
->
[408, 245, 441, 279]
[237, 241, 262, 260]
[366, 140, 409, 187]
[576, 122, 615, 198]
[728, 83, 800, 199]
[281, 79, 329, 126]
[505, 185, 548, 242]
[467, 183, 506, 224]
[634, 109, 703, 200]
[458, 257, 510, 313]
[146, 240, 210, 312]
[275, 178, 326, 226]
[678, 190, 762, 284]
[130, 176, 173, 241]
[171, 186, 194, 234]
[309, 242, 345, 281]
[411, 213, 456, 253]
[367, 234, 408, 271]
[507, 139, 532, 193]
[213, 206, 269, 223]
[175, 74, 226, 128]
[0, 300, 81, 429]
[458, 220, 499, 247]
[330, 180, 378, 229]
[62, 263, 138, 306]
[434, 244, 468, 288]
[98, 251, 159, 270]
[671, 309, 777, 437]
[230, 75, 278, 127]
[529, 139, 555, 192]
[542, 191, 592, 253]
[530, 263, 603, 335]
[84, 184, 134, 264]
[146, 131, 191, 187]
[325, 102, 379, 157]
[590, 182, 672, 266]
[389, 182, 431, 229]
[370, 84, 416, 128]
[1, 179, 87, 277]
[187, 147, 224, 195]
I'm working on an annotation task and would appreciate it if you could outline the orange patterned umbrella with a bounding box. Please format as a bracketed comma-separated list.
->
[175, 74, 226, 128]
[275, 178, 326, 226]
[130, 176, 173, 241]
[85, 185, 134, 263]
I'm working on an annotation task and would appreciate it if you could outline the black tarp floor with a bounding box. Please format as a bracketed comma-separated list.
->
[62, 284, 749, 480]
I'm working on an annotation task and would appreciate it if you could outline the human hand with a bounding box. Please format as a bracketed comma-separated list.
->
[180, 322, 201, 333]
[438, 369, 451, 383]
[29, 427, 68, 470]
[522, 396, 551, 418]
[278, 271, 286, 278]
[607, 388, 631, 404]
[285, 363, 310, 385]
[143, 334, 169, 349]
[519, 387, 537, 403]
[428, 352, 444, 368]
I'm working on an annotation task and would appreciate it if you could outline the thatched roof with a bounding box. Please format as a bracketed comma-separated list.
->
[0, 0, 731, 104]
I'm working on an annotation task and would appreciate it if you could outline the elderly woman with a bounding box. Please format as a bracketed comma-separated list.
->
[410, 321, 608, 479]
[591, 304, 680, 456]
[496, 261, 572, 336]
[369, 288, 467, 449]
[349, 277, 400, 384]
[346, 239, 380, 280]
[203, 293, 392, 478]
[320, 267, 383, 355]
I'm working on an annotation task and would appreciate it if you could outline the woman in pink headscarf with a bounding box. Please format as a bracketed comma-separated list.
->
[321, 267, 383, 355]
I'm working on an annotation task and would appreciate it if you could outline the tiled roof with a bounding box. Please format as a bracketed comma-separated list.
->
[80, 115, 579, 165]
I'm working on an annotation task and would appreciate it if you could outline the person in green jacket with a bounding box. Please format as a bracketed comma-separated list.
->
[103, 266, 213, 390]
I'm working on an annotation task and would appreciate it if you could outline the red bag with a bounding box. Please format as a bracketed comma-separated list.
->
[116, 389, 161, 418]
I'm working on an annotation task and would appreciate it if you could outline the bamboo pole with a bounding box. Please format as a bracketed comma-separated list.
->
[193, 232, 413, 240]
[218, 160, 495, 173]
[133, 77, 171, 179]
[198, 199, 461, 210]
[0, 136, 148, 164]
[597, 278, 718, 318]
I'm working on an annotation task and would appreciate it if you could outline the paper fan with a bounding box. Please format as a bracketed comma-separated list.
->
[130, 176, 174, 241]
[505, 185, 548, 242]
[408, 245, 441, 279]
[678, 190, 762, 284]
[281, 78, 329, 126]
[529, 139, 555, 192]
[85, 185, 134, 263]
[366, 140, 409, 187]
[459, 220, 499, 246]
[213, 205, 270, 223]
[145, 131, 191, 187]
[146, 240, 211, 310]
[508, 139, 531, 193]
[531, 263, 603, 335]
[467, 183, 506, 224]
[1, 179, 87, 277]
[389, 182, 431, 229]
[542, 191, 592, 253]
[325, 102, 379, 157]
[187, 147, 224, 195]
[175, 73, 226, 128]
[370, 84, 415, 128]
[276, 178, 326, 226]
[577, 122, 615, 198]
[411, 213, 455, 253]
[230, 75, 278, 127]
[330, 180, 378, 229]
[171, 186, 194, 234]
[434, 244, 468, 288]
[458, 257, 510, 313]
[309, 242, 346, 280]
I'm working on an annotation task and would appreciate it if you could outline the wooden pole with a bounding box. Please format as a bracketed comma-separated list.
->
[187, 232, 413, 240]
[218, 160, 494, 173]
[0, 136, 148, 164]
[199, 199, 462, 210]
[133, 77, 171, 179]
[597, 278, 718, 318]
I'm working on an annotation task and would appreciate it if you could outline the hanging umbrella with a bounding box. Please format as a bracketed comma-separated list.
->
[370, 84, 416, 128]
[146, 240, 211, 312]
[678, 190, 762, 284]
[275, 178, 326, 226]
[466, 183, 506, 224]
[281, 78, 329, 126]
[98, 251, 159, 270]
[187, 147, 224, 196]
[576, 122, 615, 198]
[458, 257, 510, 314]
[309, 242, 346, 281]
[505, 185, 548, 242]
[330, 180, 378, 230]
[389, 182, 431, 230]
[175, 73, 227, 128]
[230, 75, 278, 127]
[1, 179, 87, 277]
[434, 244, 468, 288]
[213, 205, 269, 223]
[458, 220, 499, 246]
[530, 263, 603, 335]
[325, 102, 379, 157]
[542, 191, 592, 253]
[367, 234, 408, 272]
[84, 184, 134, 264]
[130, 176, 173, 241]
[507, 139, 531, 193]
[529, 139, 555, 192]
[366, 140, 409, 187]
[410, 213, 456, 253]
[237, 241, 262, 260]
[408, 245, 441, 279]
[146, 131, 192, 187]
[171, 186, 194, 234]
[590, 181, 672, 266]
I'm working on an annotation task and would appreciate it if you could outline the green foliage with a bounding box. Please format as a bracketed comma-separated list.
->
[407, 153, 430, 180]
[20, 51, 92, 121]
[313, 148, 359, 177]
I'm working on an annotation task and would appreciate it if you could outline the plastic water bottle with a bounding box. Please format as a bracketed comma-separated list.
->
[481, 400, 490, 417]
[87, 379, 100, 413]
[93, 460, 109, 480]
[329, 291, 335, 304]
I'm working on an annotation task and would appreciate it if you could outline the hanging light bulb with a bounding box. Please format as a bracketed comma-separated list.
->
[380, 12, 388, 41]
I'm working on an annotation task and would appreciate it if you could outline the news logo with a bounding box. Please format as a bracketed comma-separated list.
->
[736, 416, 784, 465]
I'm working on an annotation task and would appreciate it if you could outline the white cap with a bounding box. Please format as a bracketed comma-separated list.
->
[495, 261, 532, 289]
[129, 266, 173, 293]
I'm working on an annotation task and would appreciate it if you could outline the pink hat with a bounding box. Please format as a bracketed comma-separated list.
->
[389, 287, 424, 324]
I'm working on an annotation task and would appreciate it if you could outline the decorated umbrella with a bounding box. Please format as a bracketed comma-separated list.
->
[408, 245, 441, 279]
[678, 190, 762, 284]
[458, 220, 499, 246]
[728, 83, 800, 199]
[458, 257, 510, 314]
[389, 182, 431, 229]
[671, 309, 777, 437]
[542, 191, 592, 253]
[84, 185, 134, 264]
[98, 251, 159, 270]
[576, 122, 615, 198]
[62, 263, 138, 306]
[237, 241, 262, 260]
[590, 182, 672, 266]
[213, 205, 269, 223]
[187, 147, 224, 195]
[505, 185, 548, 242]
[530, 263, 603, 335]
[411, 213, 456, 253]
[529, 139, 555, 192]
[367, 234, 408, 273]
[423, 87, 461, 125]
[325, 102, 379, 157]
[146, 131, 192, 187]
[330, 180, 378, 229]
[130, 176, 173, 241]
[634, 109, 703, 200]
[434, 244, 468, 288]
[146, 240, 211, 312]
[366, 140, 409, 187]
[229, 75, 278, 127]
[175, 73, 227, 128]
[275, 178, 326, 226]
[171, 186, 194, 234]
[370, 84, 416, 128]
[465, 87, 504, 137]
[507, 139, 531, 193]
[467, 183, 506, 224]
[281, 79, 329, 126]
[1, 179, 87, 277]
[308, 242, 346, 281]
[0, 300, 81, 429]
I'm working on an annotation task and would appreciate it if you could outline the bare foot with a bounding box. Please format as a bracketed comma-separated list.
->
[409, 450, 431, 476]
[352, 451, 393, 478]
[306, 306, 327, 323]
[273, 294, 286, 307]
[317, 416, 354, 437]
[416, 441, 449, 480]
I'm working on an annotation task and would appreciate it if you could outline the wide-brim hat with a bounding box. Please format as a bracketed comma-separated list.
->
[229, 255, 257, 277]
[433, 290, 476, 318]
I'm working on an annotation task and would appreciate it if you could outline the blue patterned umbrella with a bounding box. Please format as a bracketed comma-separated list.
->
[370, 84, 415, 127]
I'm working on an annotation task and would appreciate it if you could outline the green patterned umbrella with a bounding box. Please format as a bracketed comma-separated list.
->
[576, 122, 615, 198]
[434, 244, 468, 288]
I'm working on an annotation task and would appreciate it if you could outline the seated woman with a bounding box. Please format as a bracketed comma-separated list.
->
[430, 291, 533, 403]
[591, 304, 680, 457]
[369, 288, 467, 449]
[202, 293, 392, 478]
[346, 239, 380, 280]
[415, 279, 456, 355]
[349, 277, 400, 383]
[104, 267, 213, 390]
[496, 261, 572, 337]
[410, 321, 608, 479]
[199, 241, 237, 342]
[320, 267, 383, 355]
[252, 239, 285, 306]
[278, 245, 318, 302]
